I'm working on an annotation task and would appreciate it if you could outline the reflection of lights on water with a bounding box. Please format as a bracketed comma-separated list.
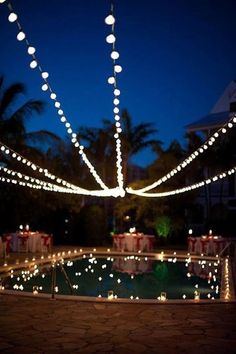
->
[2, 250, 223, 302]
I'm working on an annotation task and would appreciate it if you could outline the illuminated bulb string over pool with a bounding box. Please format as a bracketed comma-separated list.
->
[0, 0, 235, 198]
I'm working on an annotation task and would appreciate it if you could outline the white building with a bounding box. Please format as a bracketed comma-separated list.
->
[185, 80, 236, 234]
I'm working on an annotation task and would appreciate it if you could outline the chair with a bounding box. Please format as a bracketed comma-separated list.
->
[2, 234, 12, 256]
[17, 235, 29, 253]
[41, 234, 52, 253]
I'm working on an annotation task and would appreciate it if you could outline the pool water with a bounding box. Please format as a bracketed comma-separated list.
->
[2, 254, 221, 300]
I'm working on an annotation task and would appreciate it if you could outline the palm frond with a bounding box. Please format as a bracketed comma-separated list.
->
[0, 82, 26, 118]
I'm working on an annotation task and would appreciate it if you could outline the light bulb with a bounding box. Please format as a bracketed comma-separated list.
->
[0, 0, 7, 3]
[114, 65, 122, 73]
[41, 84, 48, 91]
[8, 12, 18, 22]
[114, 107, 119, 114]
[17, 31, 26, 41]
[111, 51, 119, 60]
[30, 60, 37, 69]
[106, 34, 116, 43]
[50, 93, 56, 99]
[114, 88, 120, 96]
[28, 46, 36, 55]
[105, 14, 115, 25]
[41, 71, 49, 79]
[54, 102, 60, 108]
[108, 76, 115, 84]
[113, 98, 119, 105]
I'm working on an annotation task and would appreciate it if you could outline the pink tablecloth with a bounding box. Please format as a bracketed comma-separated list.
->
[3, 231, 53, 253]
[188, 236, 229, 256]
[113, 233, 155, 252]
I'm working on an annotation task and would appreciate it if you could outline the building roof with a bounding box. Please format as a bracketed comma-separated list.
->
[186, 111, 230, 132]
[186, 80, 236, 132]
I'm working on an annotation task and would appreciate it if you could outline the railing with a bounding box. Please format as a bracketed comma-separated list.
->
[219, 240, 236, 300]
[50, 260, 74, 299]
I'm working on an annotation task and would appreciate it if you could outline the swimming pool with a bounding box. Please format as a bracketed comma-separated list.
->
[1, 251, 228, 302]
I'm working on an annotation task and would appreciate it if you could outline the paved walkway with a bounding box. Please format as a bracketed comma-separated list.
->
[0, 295, 236, 353]
[0, 246, 236, 353]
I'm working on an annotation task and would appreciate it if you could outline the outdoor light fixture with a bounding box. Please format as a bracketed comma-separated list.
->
[108, 76, 115, 84]
[41, 83, 48, 91]
[41, 71, 49, 79]
[114, 88, 120, 96]
[107, 290, 114, 299]
[106, 34, 116, 43]
[113, 98, 119, 105]
[105, 14, 115, 25]
[159, 292, 167, 301]
[30, 60, 37, 69]
[17, 31, 25, 41]
[50, 93, 56, 99]
[194, 290, 200, 300]
[27, 46, 36, 55]
[111, 50, 119, 60]
[8, 12, 17, 22]
[114, 64, 122, 73]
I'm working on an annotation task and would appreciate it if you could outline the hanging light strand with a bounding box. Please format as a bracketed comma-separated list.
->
[0, 164, 122, 197]
[0, 166, 76, 193]
[5, 1, 109, 191]
[105, 4, 125, 196]
[0, 141, 121, 197]
[127, 166, 236, 198]
[131, 114, 236, 193]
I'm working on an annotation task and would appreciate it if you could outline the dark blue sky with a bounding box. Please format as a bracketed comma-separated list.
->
[1, 0, 236, 166]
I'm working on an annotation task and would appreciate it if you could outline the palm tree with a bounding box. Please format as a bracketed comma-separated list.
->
[0, 76, 58, 164]
[120, 109, 162, 184]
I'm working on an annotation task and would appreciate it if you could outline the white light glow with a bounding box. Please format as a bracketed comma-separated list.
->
[8, 12, 17, 22]
[17, 31, 25, 41]
[111, 51, 119, 60]
[27, 46, 36, 55]
[105, 14, 115, 25]
[108, 76, 115, 84]
[41, 71, 49, 79]
[114, 65, 122, 73]
[30, 60, 37, 69]
[106, 34, 116, 43]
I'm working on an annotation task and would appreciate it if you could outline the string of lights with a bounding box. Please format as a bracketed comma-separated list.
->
[127, 166, 236, 198]
[129, 114, 236, 193]
[0, 165, 122, 197]
[1, 0, 235, 200]
[0, 141, 121, 197]
[105, 4, 125, 196]
[0, 165, 76, 193]
[4, 0, 109, 191]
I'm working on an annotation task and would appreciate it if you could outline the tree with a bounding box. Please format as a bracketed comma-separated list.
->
[0, 76, 58, 162]
[120, 109, 162, 183]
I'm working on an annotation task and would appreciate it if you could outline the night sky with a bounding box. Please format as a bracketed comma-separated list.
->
[1, 0, 236, 166]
